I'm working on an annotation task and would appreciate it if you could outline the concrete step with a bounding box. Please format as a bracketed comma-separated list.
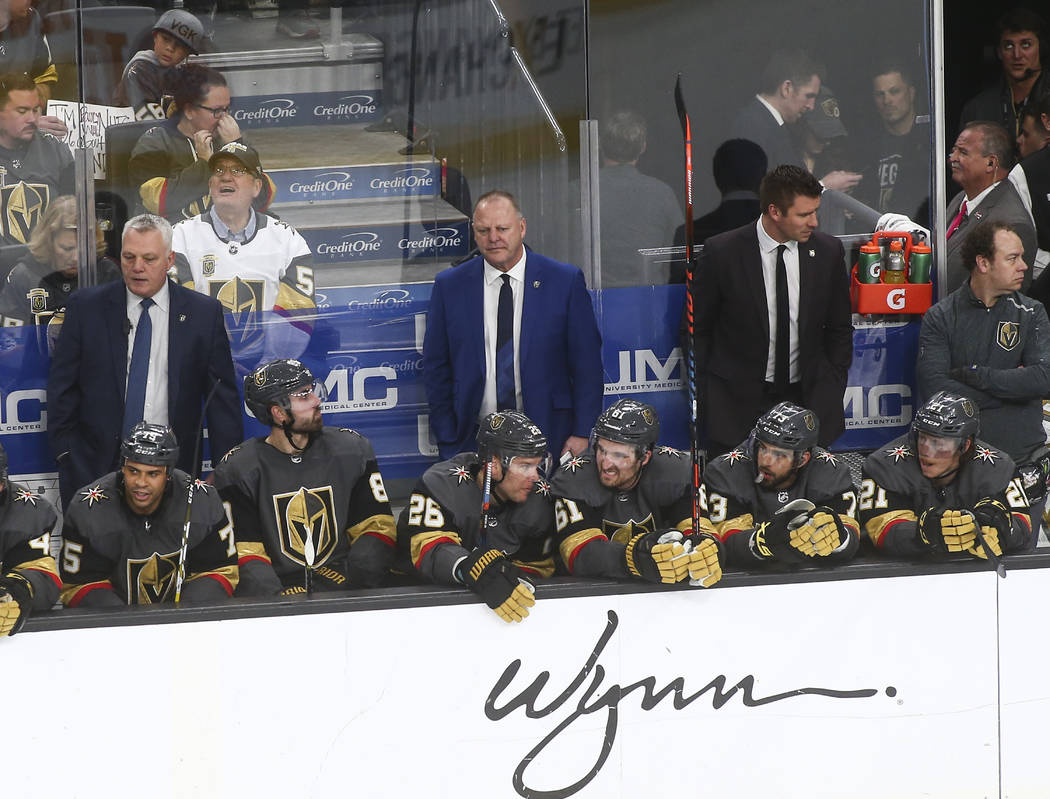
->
[274, 196, 469, 265]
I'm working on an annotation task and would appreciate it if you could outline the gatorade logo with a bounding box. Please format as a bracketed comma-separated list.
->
[887, 288, 906, 310]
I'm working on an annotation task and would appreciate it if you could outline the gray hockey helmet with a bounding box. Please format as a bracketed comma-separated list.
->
[593, 398, 660, 453]
[121, 422, 179, 469]
[477, 410, 548, 464]
[244, 359, 317, 426]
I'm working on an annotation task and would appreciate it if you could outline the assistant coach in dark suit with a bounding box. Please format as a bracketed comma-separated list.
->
[48, 213, 242, 508]
[694, 165, 854, 455]
[423, 190, 603, 459]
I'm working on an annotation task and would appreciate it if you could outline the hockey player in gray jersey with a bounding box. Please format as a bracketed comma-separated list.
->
[214, 359, 397, 596]
[59, 423, 238, 607]
[701, 402, 860, 568]
[0, 441, 60, 635]
[549, 399, 722, 587]
[862, 391, 1034, 559]
[399, 410, 554, 623]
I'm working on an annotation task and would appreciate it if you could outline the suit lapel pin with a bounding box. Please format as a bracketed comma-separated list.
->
[808, 249, 815, 257]
[533, 281, 540, 288]
[179, 314, 186, 322]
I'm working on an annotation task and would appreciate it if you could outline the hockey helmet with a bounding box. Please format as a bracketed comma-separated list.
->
[121, 422, 179, 469]
[912, 391, 979, 442]
[244, 359, 325, 426]
[593, 399, 660, 454]
[754, 402, 819, 452]
[477, 410, 548, 466]
[153, 9, 204, 54]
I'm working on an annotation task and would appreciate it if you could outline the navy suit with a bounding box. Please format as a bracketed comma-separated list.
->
[47, 279, 243, 507]
[693, 222, 854, 451]
[423, 251, 603, 459]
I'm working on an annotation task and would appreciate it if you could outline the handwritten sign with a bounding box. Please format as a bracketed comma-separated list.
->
[45, 100, 135, 179]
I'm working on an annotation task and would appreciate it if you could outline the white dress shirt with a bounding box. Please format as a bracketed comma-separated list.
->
[480, 249, 526, 419]
[125, 280, 170, 427]
[756, 218, 800, 383]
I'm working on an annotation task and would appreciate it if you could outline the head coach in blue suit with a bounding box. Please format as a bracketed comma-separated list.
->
[47, 213, 243, 509]
[423, 190, 604, 460]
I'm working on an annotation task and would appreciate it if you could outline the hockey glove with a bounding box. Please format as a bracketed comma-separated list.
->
[788, 507, 845, 557]
[624, 529, 691, 584]
[751, 499, 816, 563]
[684, 532, 723, 588]
[0, 573, 33, 637]
[457, 549, 535, 623]
[971, 499, 1009, 560]
[918, 508, 977, 553]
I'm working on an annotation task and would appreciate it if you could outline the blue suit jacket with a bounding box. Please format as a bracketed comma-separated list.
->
[47, 278, 243, 507]
[423, 251, 603, 458]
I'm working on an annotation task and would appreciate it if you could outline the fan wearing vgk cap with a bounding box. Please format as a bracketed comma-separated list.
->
[398, 411, 554, 623]
[700, 402, 859, 568]
[173, 142, 315, 372]
[549, 399, 723, 587]
[861, 391, 1034, 560]
[59, 423, 238, 607]
[0, 441, 60, 637]
[213, 359, 397, 596]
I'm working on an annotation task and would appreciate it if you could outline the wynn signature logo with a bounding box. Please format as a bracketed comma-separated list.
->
[485, 610, 895, 798]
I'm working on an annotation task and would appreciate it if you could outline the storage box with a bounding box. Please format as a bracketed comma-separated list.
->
[850, 265, 932, 314]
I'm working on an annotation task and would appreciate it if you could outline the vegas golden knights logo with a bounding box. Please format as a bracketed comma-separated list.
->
[0, 182, 49, 244]
[27, 286, 49, 318]
[272, 485, 337, 567]
[997, 321, 1020, 351]
[202, 254, 216, 276]
[126, 551, 180, 604]
[604, 514, 655, 544]
[211, 277, 265, 348]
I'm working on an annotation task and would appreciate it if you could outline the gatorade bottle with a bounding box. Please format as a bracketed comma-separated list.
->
[858, 240, 881, 283]
[909, 241, 932, 283]
[883, 239, 906, 284]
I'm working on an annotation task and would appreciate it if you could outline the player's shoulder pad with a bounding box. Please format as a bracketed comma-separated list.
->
[801, 447, 854, 494]
[71, 473, 119, 510]
[640, 445, 692, 502]
[964, 440, 1017, 487]
[550, 452, 605, 505]
[862, 435, 921, 490]
[219, 442, 244, 464]
[704, 446, 754, 488]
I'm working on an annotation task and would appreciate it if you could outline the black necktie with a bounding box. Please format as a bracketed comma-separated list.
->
[774, 244, 789, 393]
[495, 274, 515, 411]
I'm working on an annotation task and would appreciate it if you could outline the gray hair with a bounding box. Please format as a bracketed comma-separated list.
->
[122, 213, 173, 250]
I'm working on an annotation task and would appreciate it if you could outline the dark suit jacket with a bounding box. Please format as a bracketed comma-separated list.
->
[423, 251, 604, 458]
[729, 98, 804, 172]
[945, 182, 1037, 294]
[693, 221, 854, 448]
[47, 278, 243, 507]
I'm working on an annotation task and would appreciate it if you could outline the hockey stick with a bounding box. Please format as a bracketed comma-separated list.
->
[303, 524, 316, 595]
[174, 378, 223, 606]
[674, 74, 703, 543]
[479, 460, 493, 548]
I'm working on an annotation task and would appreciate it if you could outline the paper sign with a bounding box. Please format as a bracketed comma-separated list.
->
[45, 100, 135, 179]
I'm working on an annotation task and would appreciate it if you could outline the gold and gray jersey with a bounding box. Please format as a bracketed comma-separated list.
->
[59, 469, 236, 606]
[0, 481, 60, 610]
[398, 452, 555, 584]
[0, 132, 74, 245]
[214, 428, 396, 585]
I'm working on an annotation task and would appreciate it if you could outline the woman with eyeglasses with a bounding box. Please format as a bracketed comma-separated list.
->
[129, 64, 274, 223]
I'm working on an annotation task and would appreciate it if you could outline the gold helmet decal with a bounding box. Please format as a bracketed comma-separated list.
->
[490, 414, 505, 430]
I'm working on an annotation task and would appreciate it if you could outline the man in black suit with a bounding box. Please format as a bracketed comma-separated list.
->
[693, 165, 854, 456]
[47, 213, 242, 508]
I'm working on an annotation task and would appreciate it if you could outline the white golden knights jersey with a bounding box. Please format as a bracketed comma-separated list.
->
[0, 481, 60, 611]
[0, 133, 74, 245]
[548, 446, 692, 577]
[861, 433, 1034, 556]
[701, 444, 860, 566]
[213, 428, 397, 595]
[397, 452, 556, 585]
[59, 470, 238, 607]
[172, 211, 315, 366]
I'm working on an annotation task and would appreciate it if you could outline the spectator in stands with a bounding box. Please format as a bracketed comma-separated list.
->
[700, 401, 859, 569]
[113, 10, 205, 122]
[1015, 101, 1050, 160]
[673, 138, 766, 263]
[0, 72, 72, 246]
[594, 109, 681, 287]
[944, 121, 1036, 293]
[0, 195, 120, 328]
[861, 391, 1035, 559]
[129, 64, 274, 223]
[1010, 98, 1050, 284]
[0, 0, 64, 137]
[59, 423, 237, 607]
[959, 8, 1047, 140]
[173, 142, 315, 374]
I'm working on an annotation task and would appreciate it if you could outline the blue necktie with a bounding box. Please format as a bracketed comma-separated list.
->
[496, 274, 515, 411]
[123, 297, 154, 435]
